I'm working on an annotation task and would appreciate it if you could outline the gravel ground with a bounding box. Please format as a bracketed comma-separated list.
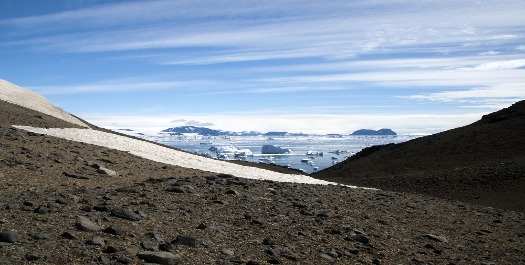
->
[1, 100, 524, 264]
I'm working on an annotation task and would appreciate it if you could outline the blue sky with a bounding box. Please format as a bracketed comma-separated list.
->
[1, 0, 524, 134]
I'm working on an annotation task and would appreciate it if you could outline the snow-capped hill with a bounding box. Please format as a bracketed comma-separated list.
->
[0, 79, 89, 128]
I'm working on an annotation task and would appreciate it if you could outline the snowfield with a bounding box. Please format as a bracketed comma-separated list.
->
[14, 126, 361, 186]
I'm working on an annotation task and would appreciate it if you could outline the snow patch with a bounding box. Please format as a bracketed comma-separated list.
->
[0, 80, 88, 128]
[13, 125, 369, 187]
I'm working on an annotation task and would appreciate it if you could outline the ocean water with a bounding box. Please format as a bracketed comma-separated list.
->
[151, 134, 417, 174]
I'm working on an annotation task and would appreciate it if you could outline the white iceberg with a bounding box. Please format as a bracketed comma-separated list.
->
[262, 145, 291, 154]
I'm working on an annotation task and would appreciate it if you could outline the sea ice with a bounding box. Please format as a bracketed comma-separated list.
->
[14, 126, 369, 187]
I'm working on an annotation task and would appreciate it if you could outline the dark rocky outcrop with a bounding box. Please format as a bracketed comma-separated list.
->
[313, 100, 525, 212]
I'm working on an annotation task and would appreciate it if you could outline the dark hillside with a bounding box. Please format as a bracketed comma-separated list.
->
[313, 101, 525, 212]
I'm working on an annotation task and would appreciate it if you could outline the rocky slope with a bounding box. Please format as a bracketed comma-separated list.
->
[313, 101, 525, 212]
[0, 93, 524, 264]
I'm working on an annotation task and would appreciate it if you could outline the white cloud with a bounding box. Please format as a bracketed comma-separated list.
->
[259, 68, 525, 88]
[4, 0, 525, 65]
[453, 59, 525, 71]
[478, 51, 500, 55]
[184, 120, 215, 127]
[405, 83, 525, 107]
[28, 79, 211, 95]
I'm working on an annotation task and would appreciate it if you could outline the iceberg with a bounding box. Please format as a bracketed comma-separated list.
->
[262, 145, 291, 154]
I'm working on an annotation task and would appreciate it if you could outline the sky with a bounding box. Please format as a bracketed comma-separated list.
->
[1, 0, 524, 135]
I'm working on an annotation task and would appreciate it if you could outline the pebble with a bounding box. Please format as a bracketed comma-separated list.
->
[96, 167, 118, 176]
[25, 252, 40, 261]
[422, 233, 448, 243]
[111, 207, 142, 221]
[220, 249, 234, 256]
[141, 240, 159, 251]
[86, 236, 105, 246]
[104, 225, 125, 235]
[61, 231, 77, 240]
[76, 216, 103, 232]
[173, 235, 200, 247]
[320, 253, 336, 262]
[137, 251, 181, 265]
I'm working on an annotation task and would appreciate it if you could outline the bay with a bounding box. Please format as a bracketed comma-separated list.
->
[152, 134, 417, 174]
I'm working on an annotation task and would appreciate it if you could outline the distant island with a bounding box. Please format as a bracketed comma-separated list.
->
[161, 126, 308, 136]
[160, 126, 396, 136]
[351, 129, 397, 136]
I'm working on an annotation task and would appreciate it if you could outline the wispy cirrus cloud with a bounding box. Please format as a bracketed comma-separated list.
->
[3, 0, 525, 64]
[28, 79, 212, 95]
[405, 83, 525, 107]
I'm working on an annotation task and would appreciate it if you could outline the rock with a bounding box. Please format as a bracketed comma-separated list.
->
[262, 238, 275, 246]
[225, 189, 239, 195]
[146, 231, 163, 241]
[56, 196, 76, 205]
[86, 236, 105, 246]
[378, 219, 390, 225]
[220, 249, 234, 256]
[0, 172, 4, 178]
[166, 187, 186, 193]
[104, 245, 119, 254]
[422, 233, 448, 243]
[117, 255, 133, 264]
[141, 240, 159, 251]
[93, 205, 111, 212]
[34, 206, 51, 214]
[196, 223, 208, 230]
[111, 208, 142, 221]
[137, 251, 181, 265]
[0, 231, 20, 243]
[266, 248, 281, 257]
[319, 253, 335, 262]
[355, 234, 370, 245]
[29, 233, 50, 240]
[97, 167, 118, 176]
[282, 250, 300, 261]
[104, 225, 125, 236]
[25, 252, 40, 261]
[63, 171, 90, 179]
[99, 255, 111, 264]
[173, 235, 200, 247]
[76, 216, 103, 232]
[159, 242, 174, 252]
[267, 258, 280, 264]
[251, 219, 264, 226]
[61, 231, 77, 240]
